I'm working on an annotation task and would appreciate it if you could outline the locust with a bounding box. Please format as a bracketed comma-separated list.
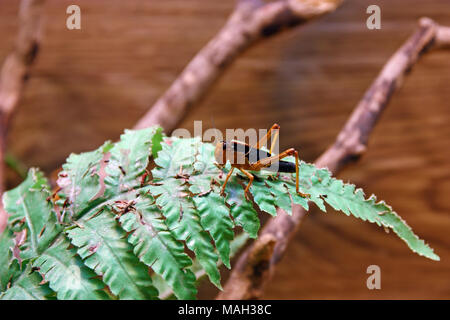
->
[214, 123, 310, 199]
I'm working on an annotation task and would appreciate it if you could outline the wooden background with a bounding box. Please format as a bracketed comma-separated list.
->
[1, 0, 449, 299]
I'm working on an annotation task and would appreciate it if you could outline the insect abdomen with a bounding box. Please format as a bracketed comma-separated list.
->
[278, 160, 296, 173]
[262, 160, 296, 173]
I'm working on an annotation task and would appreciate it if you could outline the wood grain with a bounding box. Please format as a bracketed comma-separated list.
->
[0, 0, 449, 299]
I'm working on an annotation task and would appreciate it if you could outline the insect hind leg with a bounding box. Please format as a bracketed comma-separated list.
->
[252, 123, 280, 153]
[249, 148, 310, 198]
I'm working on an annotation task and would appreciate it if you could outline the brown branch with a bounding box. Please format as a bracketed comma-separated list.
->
[218, 17, 449, 300]
[316, 17, 439, 172]
[436, 25, 450, 48]
[134, 0, 343, 132]
[0, 0, 45, 233]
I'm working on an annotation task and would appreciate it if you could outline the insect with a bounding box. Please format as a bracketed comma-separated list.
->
[215, 123, 310, 199]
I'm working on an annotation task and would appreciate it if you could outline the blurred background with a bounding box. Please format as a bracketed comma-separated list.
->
[0, 0, 449, 299]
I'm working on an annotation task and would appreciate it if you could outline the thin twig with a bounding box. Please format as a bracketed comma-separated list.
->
[0, 0, 45, 233]
[134, 0, 343, 132]
[218, 17, 449, 300]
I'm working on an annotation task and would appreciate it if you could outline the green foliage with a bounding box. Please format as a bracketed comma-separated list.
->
[0, 264, 53, 300]
[119, 197, 197, 300]
[3, 169, 57, 259]
[0, 228, 20, 292]
[32, 236, 109, 300]
[66, 211, 158, 300]
[0, 126, 439, 300]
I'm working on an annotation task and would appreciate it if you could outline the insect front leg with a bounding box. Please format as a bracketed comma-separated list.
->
[220, 167, 235, 196]
[238, 168, 254, 200]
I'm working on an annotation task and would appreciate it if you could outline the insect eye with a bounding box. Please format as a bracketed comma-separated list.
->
[222, 142, 226, 150]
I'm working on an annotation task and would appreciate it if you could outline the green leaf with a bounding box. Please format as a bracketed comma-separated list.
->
[57, 142, 113, 219]
[0, 264, 54, 300]
[189, 142, 218, 194]
[282, 162, 439, 261]
[193, 192, 234, 268]
[152, 137, 200, 180]
[250, 179, 278, 216]
[150, 179, 221, 289]
[152, 232, 250, 300]
[264, 179, 293, 215]
[119, 195, 197, 300]
[33, 236, 109, 300]
[66, 211, 158, 300]
[105, 127, 163, 196]
[3, 169, 54, 256]
[150, 137, 223, 288]
[0, 228, 20, 292]
[1, 127, 439, 301]
[225, 179, 260, 239]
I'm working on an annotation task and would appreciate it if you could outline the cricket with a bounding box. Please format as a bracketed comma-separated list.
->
[214, 123, 310, 199]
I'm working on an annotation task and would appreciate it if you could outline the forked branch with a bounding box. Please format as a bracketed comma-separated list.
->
[218, 17, 450, 300]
